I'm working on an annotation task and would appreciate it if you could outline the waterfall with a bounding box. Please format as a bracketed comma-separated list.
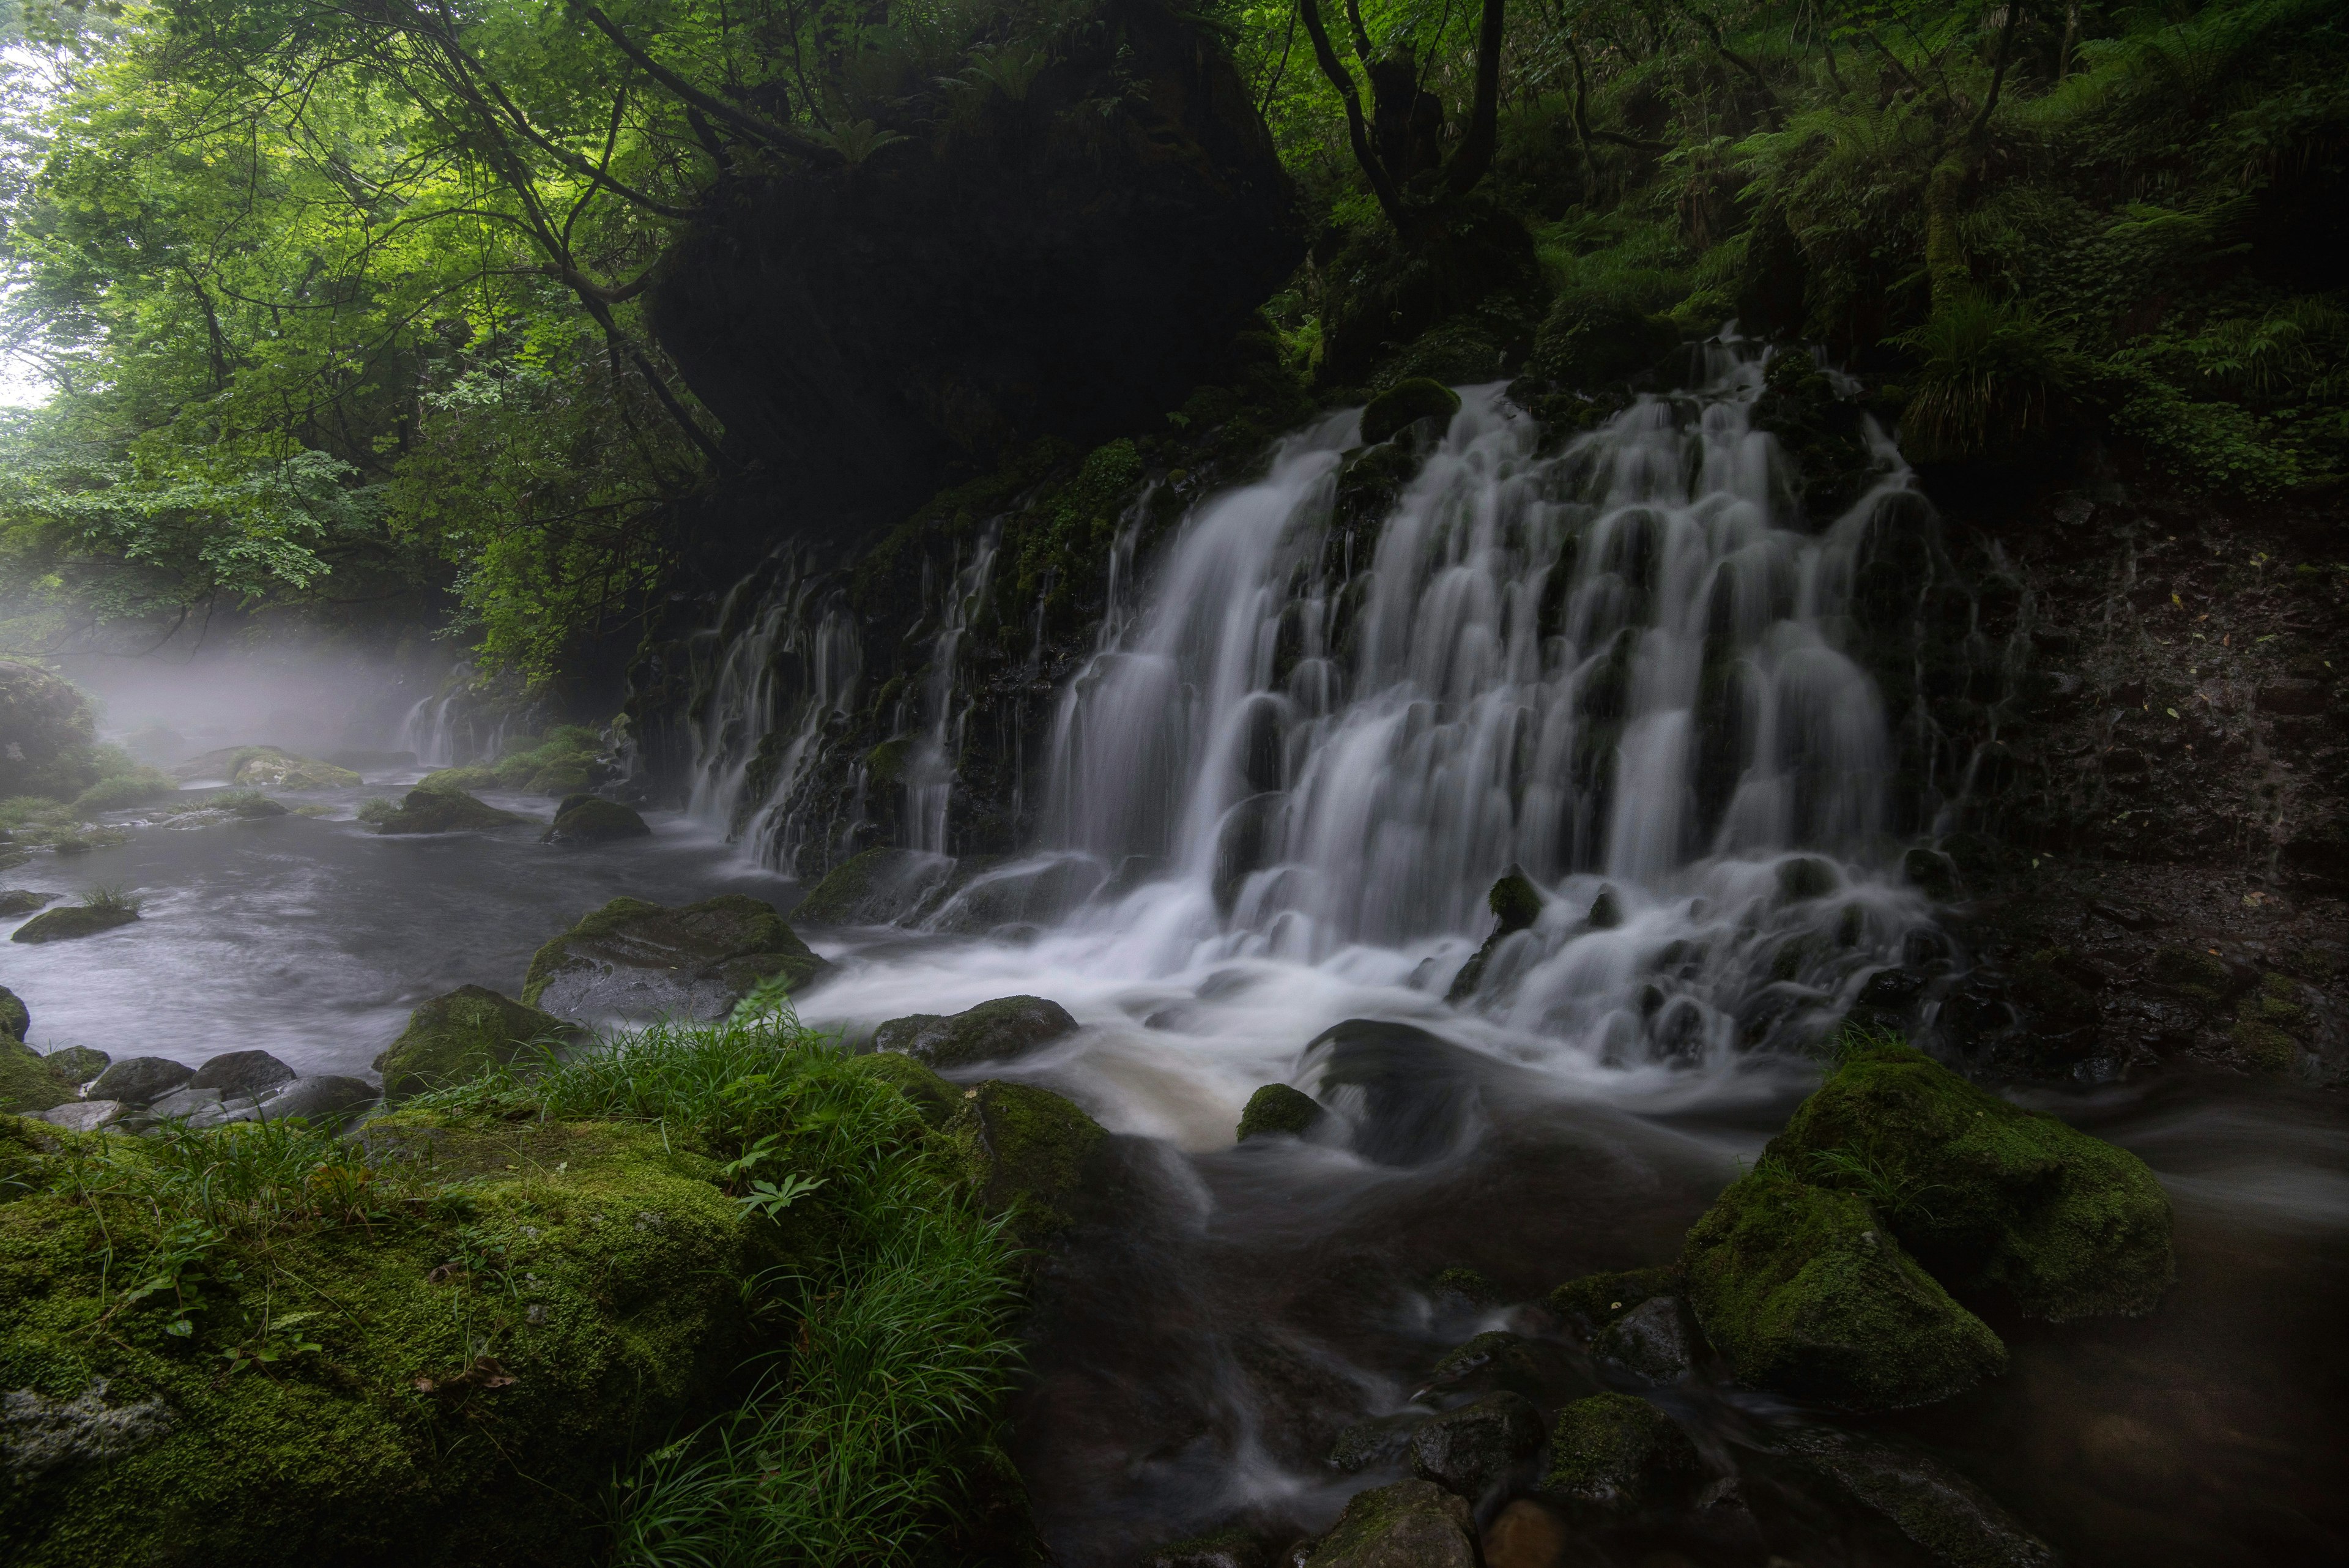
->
[904, 529, 1001, 853]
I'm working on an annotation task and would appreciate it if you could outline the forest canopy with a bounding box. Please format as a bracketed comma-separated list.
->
[0, 0, 2341, 681]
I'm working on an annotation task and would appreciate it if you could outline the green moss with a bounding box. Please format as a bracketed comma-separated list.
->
[417, 765, 499, 793]
[1548, 1265, 1680, 1332]
[1429, 1266, 1504, 1306]
[1765, 1040, 2175, 1321]
[0, 1112, 753, 1567]
[542, 797, 648, 844]
[0, 1040, 72, 1114]
[521, 895, 828, 1011]
[39, 1045, 107, 1085]
[1543, 1392, 1701, 1509]
[2230, 1019, 2296, 1072]
[790, 847, 947, 926]
[70, 768, 179, 814]
[374, 789, 525, 834]
[1681, 1165, 2006, 1411]
[2242, 972, 2309, 1030]
[865, 737, 913, 787]
[373, 986, 577, 1102]
[9, 904, 139, 944]
[1235, 1083, 1326, 1141]
[1360, 378, 1463, 447]
[1301, 1477, 1476, 1566]
[844, 1051, 960, 1128]
[1488, 868, 1542, 934]
[2150, 945, 2237, 1008]
[0, 983, 26, 1040]
[943, 1080, 1107, 1238]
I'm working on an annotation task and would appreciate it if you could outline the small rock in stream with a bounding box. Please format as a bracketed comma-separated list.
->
[1590, 1293, 1702, 1382]
[0, 890, 58, 918]
[873, 994, 1077, 1069]
[525, 894, 829, 1020]
[188, 1049, 295, 1099]
[1542, 1392, 1703, 1512]
[40, 1045, 108, 1085]
[1775, 1426, 2057, 1568]
[1236, 1082, 1327, 1141]
[10, 903, 139, 943]
[1408, 1390, 1545, 1499]
[1302, 1477, 1480, 1568]
[256, 1075, 379, 1127]
[87, 1056, 193, 1106]
[1480, 1498, 1576, 1568]
[540, 796, 651, 845]
[1327, 1411, 1428, 1474]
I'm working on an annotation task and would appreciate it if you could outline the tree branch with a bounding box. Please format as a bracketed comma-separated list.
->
[566, 0, 830, 162]
[1443, 0, 1507, 196]
[1297, 0, 1411, 231]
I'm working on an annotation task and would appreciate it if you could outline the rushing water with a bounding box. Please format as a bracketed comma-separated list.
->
[10, 355, 2345, 1566]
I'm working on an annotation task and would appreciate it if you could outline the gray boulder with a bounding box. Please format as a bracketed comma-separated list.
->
[872, 995, 1078, 1069]
[1408, 1390, 1545, 1499]
[1302, 1478, 1479, 1568]
[787, 847, 954, 926]
[1592, 1293, 1702, 1382]
[146, 1085, 224, 1121]
[38, 1100, 125, 1132]
[188, 1050, 295, 1099]
[87, 1056, 194, 1107]
[258, 1076, 379, 1128]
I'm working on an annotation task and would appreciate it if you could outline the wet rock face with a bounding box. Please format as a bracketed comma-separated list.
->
[1301, 1477, 1480, 1568]
[523, 894, 831, 1020]
[648, 4, 1301, 559]
[1408, 1390, 1545, 1499]
[1775, 1427, 2058, 1568]
[0, 984, 26, 1039]
[872, 994, 1077, 1069]
[943, 1078, 1110, 1239]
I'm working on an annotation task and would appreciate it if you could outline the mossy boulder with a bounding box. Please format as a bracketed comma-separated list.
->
[0, 1040, 73, 1115]
[1543, 1393, 1702, 1511]
[1302, 1477, 1479, 1568]
[373, 788, 525, 835]
[1681, 1165, 2006, 1410]
[523, 895, 831, 1022]
[2148, 945, 2245, 1009]
[789, 847, 952, 926]
[39, 1046, 107, 1086]
[0, 890, 59, 918]
[0, 1112, 760, 1567]
[1764, 1040, 2174, 1320]
[173, 746, 361, 790]
[373, 986, 579, 1102]
[1359, 378, 1462, 447]
[0, 983, 26, 1039]
[1446, 864, 1547, 1002]
[1408, 1389, 1545, 1500]
[539, 797, 650, 845]
[416, 765, 499, 794]
[871, 995, 1077, 1070]
[943, 1079, 1108, 1238]
[1549, 1265, 1683, 1333]
[70, 768, 179, 814]
[10, 904, 139, 944]
[842, 1050, 960, 1128]
[1236, 1082, 1326, 1141]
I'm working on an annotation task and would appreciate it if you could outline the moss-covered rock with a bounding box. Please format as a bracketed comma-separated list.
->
[842, 1050, 960, 1128]
[2148, 945, 2244, 1009]
[871, 995, 1077, 1070]
[0, 1112, 757, 1567]
[523, 895, 830, 1021]
[0, 1040, 73, 1115]
[1302, 1477, 1479, 1568]
[789, 847, 952, 926]
[1359, 378, 1462, 447]
[1445, 864, 1546, 1002]
[1764, 1040, 2174, 1321]
[373, 788, 525, 835]
[1542, 1392, 1702, 1510]
[1236, 1083, 1326, 1141]
[0, 983, 26, 1039]
[37, 1046, 106, 1086]
[10, 904, 139, 944]
[373, 986, 579, 1102]
[539, 797, 650, 845]
[1408, 1389, 1545, 1500]
[416, 765, 500, 794]
[1681, 1165, 2006, 1410]
[1549, 1265, 1682, 1332]
[943, 1079, 1108, 1238]
[0, 890, 59, 919]
[70, 768, 179, 814]
[173, 746, 361, 790]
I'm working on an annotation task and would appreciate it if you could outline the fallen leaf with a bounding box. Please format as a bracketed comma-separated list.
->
[2166, 707, 2179, 718]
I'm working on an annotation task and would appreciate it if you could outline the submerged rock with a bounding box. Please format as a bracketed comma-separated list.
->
[1302, 1019, 1490, 1166]
[10, 903, 139, 943]
[1680, 1165, 2006, 1411]
[1304, 1477, 1480, 1568]
[540, 797, 650, 845]
[789, 847, 954, 926]
[943, 1079, 1109, 1238]
[1764, 1038, 2175, 1320]
[374, 986, 579, 1101]
[872, 994, 1077, 1070]
[0, 983, 24, 1039]
[373, 787, 525, 834]
[188, 1050, 295, 1099]
[1236, 1082, 1327, 1141]
[1542, 1392, 1702, 1511]
[0, 1040, 72, 1115]
[86, 1056, 193, 1107]
[523, 894, 830, 1020]
[1775, 1426, 2058, 1568]
[0, 890, 58, 918]
[1409, 1390, 1545, 1499]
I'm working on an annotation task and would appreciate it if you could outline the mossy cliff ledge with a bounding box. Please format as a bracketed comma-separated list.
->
[1674, 1038, 2173, 1411]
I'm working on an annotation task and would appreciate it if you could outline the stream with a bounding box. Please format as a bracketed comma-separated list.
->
[7, 352, 2344, 1566]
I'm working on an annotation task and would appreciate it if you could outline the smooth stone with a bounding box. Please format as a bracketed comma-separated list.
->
[941, 1079, 1110, 1240]
[1592, 1293, 1702, 1382]
[188, 1050, 296, 1098]
[1776, 1427, 2057, 1568]
[1236, 1082, 1327, 1141]
[1481, 1498, 1576, 1568]
[376, 986, 577, 1101]
[1304, 1477, 1478, 1568]
[258, 1075, 379, 1127]
[39, 1099, 125, 1132]
[872, 994, 1078, 1070]
[87, 1057, 195, 1106]
[1408, 1390, 1545, 1499]
[1420, 1331, 1591, 1408]
[1301, 1019, 1496, 1167]
[147, 1085, 225, 1120]
[373, 787, 525, 834]
[1856, 967, 1929, 1008]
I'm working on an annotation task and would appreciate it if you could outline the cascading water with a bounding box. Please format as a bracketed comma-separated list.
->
[393, 681, 506, 768]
